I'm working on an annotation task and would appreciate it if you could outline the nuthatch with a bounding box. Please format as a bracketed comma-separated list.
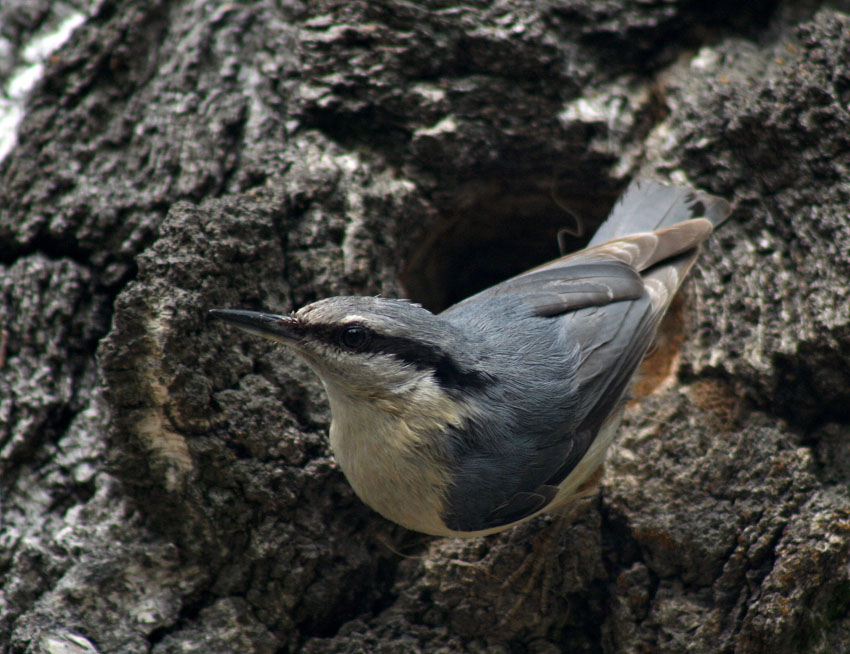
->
[211, 180, 730, 537]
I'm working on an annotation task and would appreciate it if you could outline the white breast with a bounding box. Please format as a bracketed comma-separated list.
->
[322, 378, 622, 537]
[324, 378, 461, 536]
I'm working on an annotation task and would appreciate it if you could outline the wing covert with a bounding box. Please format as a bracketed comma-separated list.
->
[438, 181, 728, 533]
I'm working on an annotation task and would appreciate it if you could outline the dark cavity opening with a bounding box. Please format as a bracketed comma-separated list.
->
[402, 174, 623, 313]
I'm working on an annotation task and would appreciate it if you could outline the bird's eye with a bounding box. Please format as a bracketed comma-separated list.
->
[339, 325, 369, 351]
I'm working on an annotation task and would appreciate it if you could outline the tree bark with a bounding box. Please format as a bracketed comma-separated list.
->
[2, 1, 849, 652]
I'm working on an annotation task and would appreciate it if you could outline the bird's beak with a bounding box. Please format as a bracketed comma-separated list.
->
[209, 309, 301, 345]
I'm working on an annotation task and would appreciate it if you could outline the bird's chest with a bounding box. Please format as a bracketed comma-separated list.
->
[326, 395, 453, 536]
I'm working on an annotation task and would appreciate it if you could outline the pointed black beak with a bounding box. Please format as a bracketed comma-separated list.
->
[209, 309, 301, 344]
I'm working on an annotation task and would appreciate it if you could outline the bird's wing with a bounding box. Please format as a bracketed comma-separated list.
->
[440, 220, 717, 533]
[445, 218, 714, 319]
[442, 284, 666, 532]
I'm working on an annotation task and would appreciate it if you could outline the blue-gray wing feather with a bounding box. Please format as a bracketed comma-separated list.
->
[437, 180, 730, 533]
[440, 289, 660, 532]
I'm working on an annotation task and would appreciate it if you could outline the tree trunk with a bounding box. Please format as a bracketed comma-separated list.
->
[2, 1, 849, 652]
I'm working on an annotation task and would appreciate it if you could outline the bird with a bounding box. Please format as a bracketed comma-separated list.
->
[210, 179, 730, 537]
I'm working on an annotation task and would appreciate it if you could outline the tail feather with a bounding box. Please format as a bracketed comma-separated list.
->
[589, 180, 731, 247]
[642, 250, 700, 313]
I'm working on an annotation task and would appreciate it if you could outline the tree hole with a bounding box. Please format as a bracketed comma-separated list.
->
[402, 176, 622, 313]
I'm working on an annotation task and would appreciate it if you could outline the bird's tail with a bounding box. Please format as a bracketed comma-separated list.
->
[588, 179, 730, 247]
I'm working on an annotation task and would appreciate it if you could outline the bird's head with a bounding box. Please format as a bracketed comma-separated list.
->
[210, 297, 487, 407]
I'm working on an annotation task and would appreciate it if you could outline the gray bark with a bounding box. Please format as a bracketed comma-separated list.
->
[2, 1, 850, 652]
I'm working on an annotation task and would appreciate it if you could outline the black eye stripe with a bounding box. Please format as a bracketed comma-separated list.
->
[305, 322, 491, 390]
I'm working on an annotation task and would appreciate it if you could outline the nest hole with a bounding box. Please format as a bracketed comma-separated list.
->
[402, 177, 622, 312]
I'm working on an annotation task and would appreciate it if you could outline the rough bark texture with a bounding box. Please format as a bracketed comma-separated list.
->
[2, 1, 850, 652]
